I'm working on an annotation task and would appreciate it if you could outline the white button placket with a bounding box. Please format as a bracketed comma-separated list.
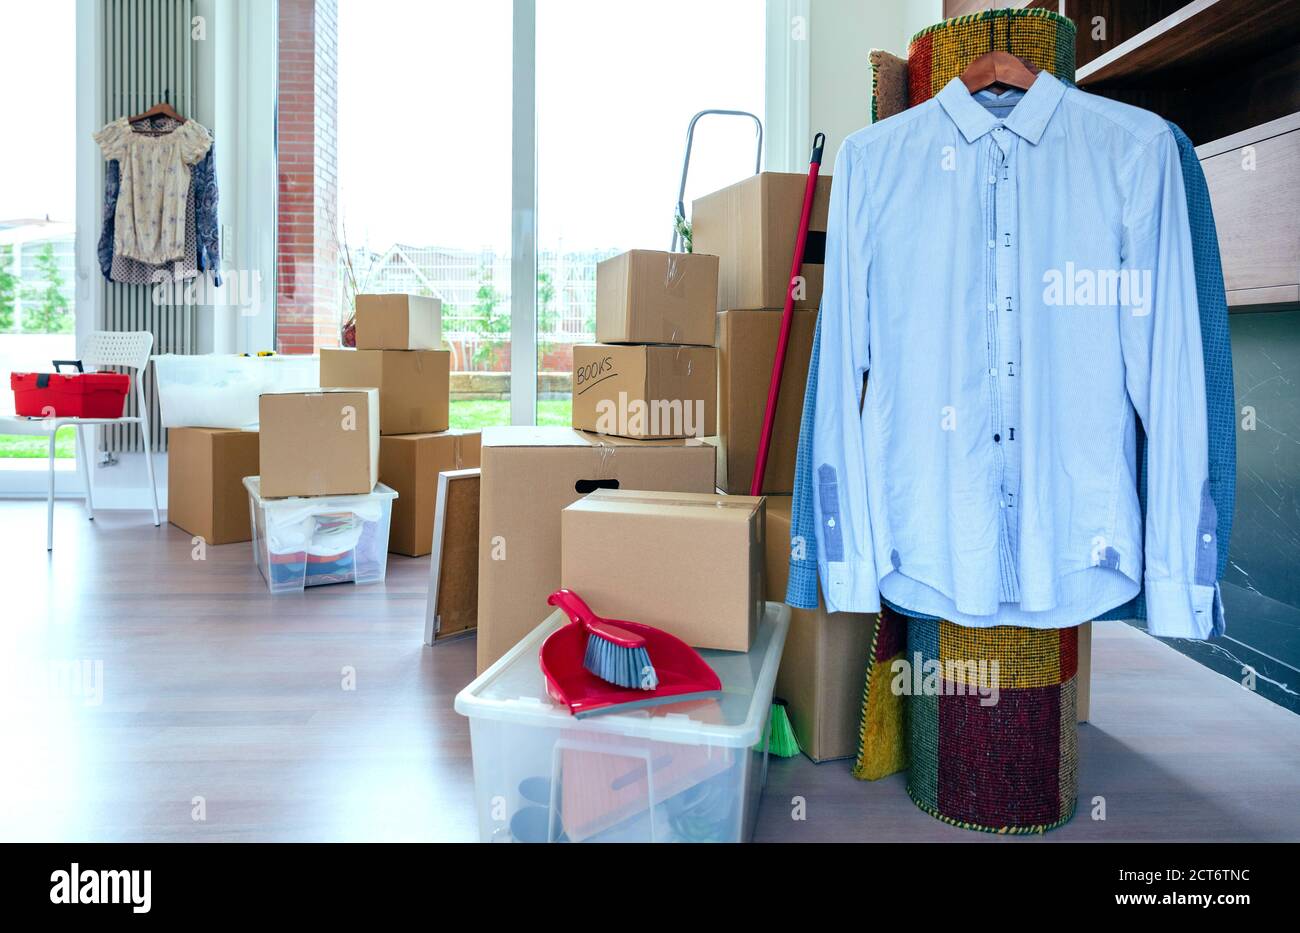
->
[988, 126, 1023, 601]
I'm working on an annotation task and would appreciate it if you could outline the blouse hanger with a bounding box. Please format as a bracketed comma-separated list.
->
[129, 90, 186, 124]
[960, 17, 1039, 95]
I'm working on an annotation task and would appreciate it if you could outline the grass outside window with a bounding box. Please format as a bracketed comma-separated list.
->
[0, 400, 572, 459]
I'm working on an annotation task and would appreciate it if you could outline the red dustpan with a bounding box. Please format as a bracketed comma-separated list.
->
[540, 590, 722, 718]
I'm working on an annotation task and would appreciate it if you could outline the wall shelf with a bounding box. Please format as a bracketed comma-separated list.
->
[1076, 0, 1300, 85]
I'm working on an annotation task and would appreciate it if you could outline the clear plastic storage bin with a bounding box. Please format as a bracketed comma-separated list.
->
[455, 601, 789, 843]
[153, 354, 320, 429]
[243, 477, 398, 594]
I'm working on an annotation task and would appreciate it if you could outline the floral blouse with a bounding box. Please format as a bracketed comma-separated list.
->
[94, 116, 212, 264]
[97, 115, 221, 286]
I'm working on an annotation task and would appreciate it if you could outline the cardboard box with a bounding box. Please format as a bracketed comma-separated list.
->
[379, 430, 482, 556]
[354, 293, 442, 350]
[258, 388, 379, 498]
[764, 496, 874, 762]
[562, 489, 764, 652]
[691, 172, 833, 312]
[167, 427, 260, 545]
[477, 427, 717, 672]
[595, 249, 719, 346]
[571, 344, 716, 439]
[717, 308, 817, 494]
[319, 348, 450, 435]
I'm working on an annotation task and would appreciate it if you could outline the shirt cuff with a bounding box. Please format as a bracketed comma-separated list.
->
[1143, 578, 1218, 639]
[822, 561, 882, 614]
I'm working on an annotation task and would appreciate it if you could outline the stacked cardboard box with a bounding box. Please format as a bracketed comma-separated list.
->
[321, 294, 450, 435]
[562, 489, 765, 652]
[258, 387, 380, 497]
[476, 427, 717, 673]
[168, 427, 261, 544]
[321, 294, 480, 556]
[380, 430, 480, 556]
[693, 173, 831, 493]
[691, 172, 853, 759]
[572, 250, 719, 440]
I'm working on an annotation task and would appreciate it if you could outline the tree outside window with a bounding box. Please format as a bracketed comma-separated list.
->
[20, 243, 73, 334]
[0, 245, 16, 333]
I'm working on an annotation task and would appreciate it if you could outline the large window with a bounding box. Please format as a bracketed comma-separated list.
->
[535, 0, 766, 424]
[0, 0, 78, 463]
[278, 0, 765, 428]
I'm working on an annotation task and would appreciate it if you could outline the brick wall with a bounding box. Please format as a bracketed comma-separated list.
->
[276, 0, 339, 354]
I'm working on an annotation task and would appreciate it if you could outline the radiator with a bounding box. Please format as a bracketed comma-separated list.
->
[100, 0, 199, 454]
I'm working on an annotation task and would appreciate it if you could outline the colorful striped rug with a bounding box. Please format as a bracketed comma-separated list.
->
[906, 619, 1079, 834]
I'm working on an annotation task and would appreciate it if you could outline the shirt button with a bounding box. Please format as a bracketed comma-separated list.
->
[827, 518, 836, 529]
[987, 239, 996, 249]
[987, 302, 995, 311]
[1202, 533, 1212, 543]
[988, 175, 997, 184]
[993, 434, 1001, 443]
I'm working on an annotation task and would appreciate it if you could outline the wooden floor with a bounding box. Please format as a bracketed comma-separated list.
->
[3, 500, 1298, 843]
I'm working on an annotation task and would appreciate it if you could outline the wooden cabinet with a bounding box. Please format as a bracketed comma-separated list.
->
[1056, 0, 1300, 309]
[1198, 114, 1300, 308]
[943, 0, 1036, 16]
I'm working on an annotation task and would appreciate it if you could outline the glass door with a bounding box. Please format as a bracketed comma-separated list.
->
[299, 0, 515, 429]
[0, 0, 79, 479]
[534, 0, 767, 424]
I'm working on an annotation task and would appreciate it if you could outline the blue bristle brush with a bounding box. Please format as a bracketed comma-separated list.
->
[583, 624, 657, 690]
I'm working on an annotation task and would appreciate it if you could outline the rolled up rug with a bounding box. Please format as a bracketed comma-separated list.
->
[905, 619, 1079, 834]
[851, 8, 1080, 786]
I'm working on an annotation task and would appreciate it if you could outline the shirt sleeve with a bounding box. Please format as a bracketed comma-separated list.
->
[1119, 128, 1221, 639]
[93, 118, 128, 160]
[785, 312, 822, 610]
[177, 120, 213, 164]
[814, 141, 881, 614]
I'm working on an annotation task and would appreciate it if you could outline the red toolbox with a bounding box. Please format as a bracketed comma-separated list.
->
[10, 368, 130, 419]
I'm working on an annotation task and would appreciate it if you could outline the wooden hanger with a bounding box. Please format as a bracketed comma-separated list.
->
[961, 50, 1039, 94]
[128, 93, 185, 125]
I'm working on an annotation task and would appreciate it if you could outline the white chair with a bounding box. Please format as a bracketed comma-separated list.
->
[1, 331, 160, 549]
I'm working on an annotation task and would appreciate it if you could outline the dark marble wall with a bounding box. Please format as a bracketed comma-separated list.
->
[1225, 310, 1300, 609]
[1186, 309, 1300, 715]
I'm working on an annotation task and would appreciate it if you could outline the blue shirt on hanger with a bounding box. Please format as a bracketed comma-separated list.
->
[803, 71, 1221, 638]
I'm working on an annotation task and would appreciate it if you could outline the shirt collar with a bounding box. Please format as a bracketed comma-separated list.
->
[936, 70, 1066, 145]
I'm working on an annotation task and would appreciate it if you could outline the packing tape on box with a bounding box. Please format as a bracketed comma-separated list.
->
[664, 253, 687, 294]
[582, 491, 759, 511]
[596, 438, 616, 478]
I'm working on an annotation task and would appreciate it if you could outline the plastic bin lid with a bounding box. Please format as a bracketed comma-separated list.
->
[243, 476, 397, 503]
[454, 601, 790, 748]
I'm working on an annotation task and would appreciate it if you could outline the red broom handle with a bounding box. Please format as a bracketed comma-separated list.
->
[750, 132, 825, 497]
